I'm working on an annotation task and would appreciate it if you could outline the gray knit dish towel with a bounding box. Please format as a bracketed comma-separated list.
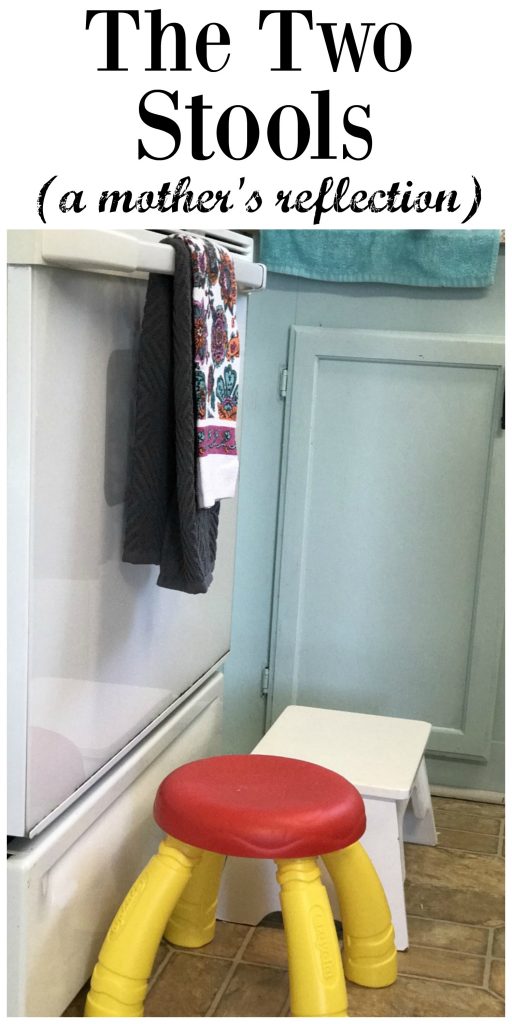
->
[122, 236, 220, 593]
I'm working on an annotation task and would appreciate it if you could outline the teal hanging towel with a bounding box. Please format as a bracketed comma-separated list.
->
[258, 230, 501, 288]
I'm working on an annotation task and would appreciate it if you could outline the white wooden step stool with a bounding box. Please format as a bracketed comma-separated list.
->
[217, 706, 437, 950]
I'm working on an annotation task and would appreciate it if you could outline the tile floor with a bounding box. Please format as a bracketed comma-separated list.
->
[64, 796, 505, 1017]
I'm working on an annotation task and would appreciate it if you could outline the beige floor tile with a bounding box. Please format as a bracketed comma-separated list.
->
[493, 926, 505, 958]
[398, 945, 485, 986]
[432, 799, 503, 834]
[489, 959, 505, 999]
[169, 920, 251, 960]
[404, 841, 504, 929]
[144, 952, 231, 1017]
[436, 827, 500, 855]
[405, 880, 504, 928]
[242, 925, 289, 968]
[406, 916, 489, 955]
[405, 844, 505, 898]
[432, 797, 504, 817]
[213, 963, 289, 1017]
[346, 975, 504, 1017]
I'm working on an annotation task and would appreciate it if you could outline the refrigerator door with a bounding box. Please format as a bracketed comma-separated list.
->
[8, 263, 245, 835]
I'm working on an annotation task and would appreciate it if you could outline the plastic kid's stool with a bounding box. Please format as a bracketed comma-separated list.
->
[84, 755, 397, 1018]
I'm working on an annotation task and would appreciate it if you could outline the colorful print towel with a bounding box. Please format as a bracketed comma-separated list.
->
[181, 234, 240, 509]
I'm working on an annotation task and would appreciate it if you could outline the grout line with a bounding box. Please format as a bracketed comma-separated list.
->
[229, 956, 287, 972]
[486, 958, 505, 1002]
[435, 839, 502, 854]
[434, 821, 502, 834]
[482, 929, 494, 992]
[433, 843, 500, 857]
[410, 842, 500, 861]
[147, 947, 174, 992]
[204, 927, 257, 1017]
[174, 947, 288, 972]
[400, 942, 486, 959]
[396, 968, 492, 992]
[279, 994, 291, 1017]
[407, 913, 500, 931]
[497, 819, 505, 858]
[436, 819, 503, 835]
[167, 947, 242, 963]
[188, 918, 500, 965]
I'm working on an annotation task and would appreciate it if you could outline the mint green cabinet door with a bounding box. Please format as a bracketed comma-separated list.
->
[269, 328, 504, 760]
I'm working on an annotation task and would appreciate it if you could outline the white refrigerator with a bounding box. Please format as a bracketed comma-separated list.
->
[6, 229, 265, 1015]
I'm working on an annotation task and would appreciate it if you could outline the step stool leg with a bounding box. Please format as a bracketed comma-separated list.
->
[359, 797, 409, 950]
[323, 842, 398, 989]
[403, 758, 437, 846]
[165, 848, 225, 948]
[275, 858, 348, 1018]
[84, 837, 202, 1017]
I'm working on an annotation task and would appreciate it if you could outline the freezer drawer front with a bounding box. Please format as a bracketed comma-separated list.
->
[7, 672, 223, 1017]
[8, 265, 244, 834]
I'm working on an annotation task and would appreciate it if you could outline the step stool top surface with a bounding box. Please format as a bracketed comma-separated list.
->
[254, 707, 431, 800]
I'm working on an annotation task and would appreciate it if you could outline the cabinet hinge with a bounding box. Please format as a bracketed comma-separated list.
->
[261, 667, 270, 696]
[279, 368, 288, 399]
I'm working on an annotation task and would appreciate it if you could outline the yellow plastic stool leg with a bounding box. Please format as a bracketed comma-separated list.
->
[165, 848, 225, 948]
[323, 842, 397, 989]
[84, 837, 202, 1017]
[276, 858, 348, 1018]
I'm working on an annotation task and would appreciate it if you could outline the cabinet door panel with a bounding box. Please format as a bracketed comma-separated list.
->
[270, 328, 504, 760]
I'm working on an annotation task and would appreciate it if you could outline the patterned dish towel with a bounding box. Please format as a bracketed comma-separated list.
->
[181, 234, 240, 509]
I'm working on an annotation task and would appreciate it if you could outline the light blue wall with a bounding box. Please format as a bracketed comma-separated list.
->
[223, 248, 505, 792]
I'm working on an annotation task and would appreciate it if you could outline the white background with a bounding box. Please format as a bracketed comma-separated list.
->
[2, 0, 510, 228]
[0, 8, 509, 972]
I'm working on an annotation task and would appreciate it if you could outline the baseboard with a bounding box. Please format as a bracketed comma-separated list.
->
[430, 784, 504, 805]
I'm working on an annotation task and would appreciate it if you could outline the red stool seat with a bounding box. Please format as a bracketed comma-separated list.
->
[154, 754, 366, 858]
